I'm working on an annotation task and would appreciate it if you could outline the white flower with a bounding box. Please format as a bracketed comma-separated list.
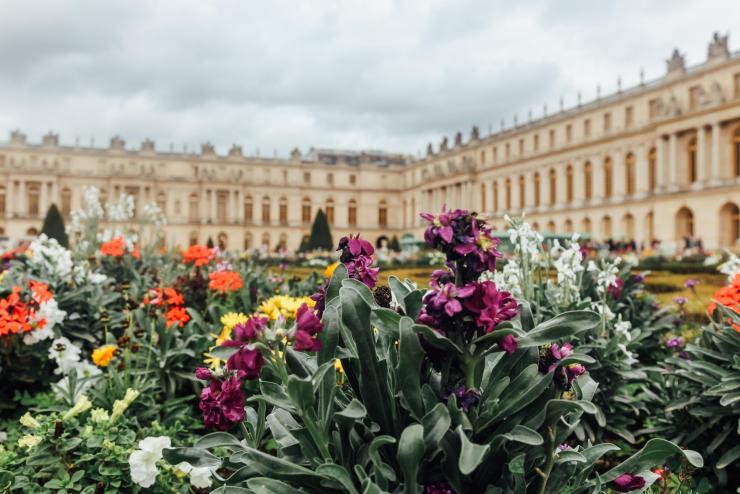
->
[90, 408, 110, 423]
[18, 434, 42, 449]
[62, 394, 92, 420]
[718, 252, 740, 282]
[177, 462, 216, 489]
[20, 412, 41, 429]
[28, 235, 73, 280]
[129, 436, 171, 488]
[107, 194, 135, 222]
[614, 318, 633, 342]
[48, 337, 81, 375]
[24, 299, 67, 345]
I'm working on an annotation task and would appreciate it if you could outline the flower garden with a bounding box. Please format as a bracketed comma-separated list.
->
[0, 189, 739, 493]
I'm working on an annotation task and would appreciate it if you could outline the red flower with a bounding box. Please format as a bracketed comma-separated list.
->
[708, 273, 740, 332]
[165, 306, 190, 328]
[198, 376, 245, 430]
[100, 236, 127, 257]
[29, 280, 53, 304]
[182, 245, 215, 267]
[208, 271, 243, 294]
[226, 346, 264, 379]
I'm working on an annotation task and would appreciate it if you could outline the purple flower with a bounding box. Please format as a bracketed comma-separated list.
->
[462, 281, 518, 333]
[199, 376, 245, 430]
[310, 283, 327, 318]
[673, 296, 688, 306]
[195, 367, 212, 380]
[293, 303, 323, 352]
[446, 385, 481, 412]
[547, 343, 574, 372]
[233, 316, 268, 342]
[631, 273, 646, 283]
[500, 334, 518, 354]
[346, 254, 379, 289]
[611, 473, 646, 492]
[423, 482, 454, 494]
[429, 268, 455, 289]
[665, 336, 684, 349]
[684, 278, 699, 289]
[227, 346, 265, 379]
[556, 443, 570, 452]
[608, 278, 624, 299]
[566, 363, 586, 382]
[337, 234, 374, 262]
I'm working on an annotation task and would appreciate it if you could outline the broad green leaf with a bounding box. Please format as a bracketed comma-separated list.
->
[287, 375, 315, 412]
[456, 426, 490, 475]
[397, 424, 424, 494]
[501, 425, 543, 446]
[516, 311, 600, 348]
[162, 447, 222, 468]
[716, 443, 740, 469]
[316, 464, 360, 494]
[601, 439, 703, 483]
[422, 404, 452, 454]
[389, 276, 412, 313]
[246, 478, 304, 494]
[195, 432, 244, 449]
[371, 307, 402, 338]
[397, 316, 425, 418]
[413, 323, 462, 355]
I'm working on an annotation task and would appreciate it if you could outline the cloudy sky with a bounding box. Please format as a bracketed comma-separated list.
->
[0, 0, 738, 158]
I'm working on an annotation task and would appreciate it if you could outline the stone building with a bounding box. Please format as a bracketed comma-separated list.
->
[1, 33, 740, 251]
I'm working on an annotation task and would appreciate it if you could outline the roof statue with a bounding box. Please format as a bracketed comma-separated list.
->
[454, 131, 463, 147]
[707, 32, 729, 62]
[666, 49, 686, 78]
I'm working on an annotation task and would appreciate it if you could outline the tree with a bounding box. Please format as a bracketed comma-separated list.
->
[298, 235, 310, 253]
[307, 209, 333, 251]
[206, 236, 215, 249]
[389, 235, 401, 252]
[41, 204, 69, 247]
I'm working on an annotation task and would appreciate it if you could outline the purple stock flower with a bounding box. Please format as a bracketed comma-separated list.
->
[684, 278, 699, 289]
[227, 346, 265, 379]
[446, 385, 481, 412]
[566, 363, 586, 382]
[500, 334, 518, 355]
[337, 234, 379, 289]
[462, 281, 518, 333]
[673, 296, 688, 306]
[337, 234, 374, 262]
[195, 367, 212, 380]
[346, 254, 379, 289]
[232, 316, 268, 342]
[556, 443, 570, 452]
[310, 284, 327, 318]
[611, 473, 646, 492]
[547, 343, 574, 372]
[665, 336, 684, 349]
[199, 376, 245, 430]
[293, 303, 323, 352]
[608, 278, 625, 299]
[424, 482, 454, 494]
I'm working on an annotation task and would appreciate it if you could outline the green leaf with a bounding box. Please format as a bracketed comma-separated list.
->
[456, 426, 490, 475]
[371, 307, 402, 338]
[501, 425, 543, 446]
[397, 316, 426, 418]
[246, 478, 304, 494]
[403, 290, 424, 320]
[556, 450, 588, 464]
[716, 443, 740, 469]
[389, 276, 412, 313]
[397, 424, 425, 494]
[195, 432, 244, 449]
[368, 435, 397, 483]
[232, 446, 326, 480]
[413, 323, 462, 355]
[162, 447, 222, 468]
[422, 404, 452, 454]
[516, 311, 600, 348]
[209, 345, 239, 361]
[287, 375, 315, 412]
[601, 439, 703, 483]
[316, 463, 360, 494]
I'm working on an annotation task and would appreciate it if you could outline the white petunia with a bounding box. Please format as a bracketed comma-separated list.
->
[129, 436, 171, 488]
[48, 337, 81, 375]
[177, 461, 216, 489]
[24, 299, 67, 345]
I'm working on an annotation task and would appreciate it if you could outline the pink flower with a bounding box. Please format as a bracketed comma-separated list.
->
[500, 334, 517, 354]
[462, 281, 517, 333]
[199, 376, 245, 430]
[195, 367, 212, 380]
[566, 363, 586, 382]
[227, 346, 264, 379]
[293, 303, 323, 352]
[612, 473, 646, 492]
[233, 316, 268, 342]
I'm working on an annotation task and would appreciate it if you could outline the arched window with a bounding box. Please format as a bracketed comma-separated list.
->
[532, 221, 540, 231]
[622, 213, 635, 240]
[719, 202, 740, 247]
[492, 181, 499, 211]
[0, 185, 5, 216]
[675, 207, 694, 240]
[348, 199, 357, 227]
[687, 138, 697, 183]
[325, 198, 335, 225]
[648, 148, 657, 191]
[518, 175, 525, 209]
[646, 211, 655, 243]
[28, 183, 40, 217]
[566, 164, 574, 202]
[61, 187, 72, 216]
[625, 153, 636, 195]
[261, 196, 270, 224]
[156, 192, 166, 213]
[279, 197, 288, 225]
[583, 161, 593, 200]
[581, 217, 592, 234]
[261, 232, 270, 249]
[533, 173, 541, 206]
[244, 232, 253, 250]
[301, 197, 311, 224]
[603, 158, 613, 198]
[216, 191, 228, 223]
[189, 231, 198, 246]
[548, 168, 557, 205]
[733, 127, 740, 177]
[546, 220, 556, 232]
[278, 233, 288, 250]
[504, 178, 512, 210]
[564, 218, 573, 232]
[378, 200, 388, 227]
[217, 232, 228, 251]
[244, 195, 253, 223]
[26, 227, 39, 236]
[601, 215, 612, 238]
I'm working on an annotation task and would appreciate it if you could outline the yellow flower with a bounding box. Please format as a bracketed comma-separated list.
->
[220, 312, 249, 331]
[111, 388, 139, 422]
[335, 359, 344, 374]
[90, 408, 110, 423]
[325, 261, 340, 279]
[20, 412, 41, 429]
[63, 395, 92, 420]
[257, 295, 315, 321]
[92, 345, 117, 367]
[18, 434, 42, 449]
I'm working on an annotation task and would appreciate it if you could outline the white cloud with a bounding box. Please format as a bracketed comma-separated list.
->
[0, 0, 738, 156]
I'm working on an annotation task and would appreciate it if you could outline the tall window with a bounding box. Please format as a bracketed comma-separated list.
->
[480, 184, 486, 211]
[262, 233, 270, 249]
[61, 187, 72, 216]
[325, 198, 335, 225]
[27, 183, 40, 217]
[505, 178, 512, 210]
[533, 134, 539, 152]
[518, 138, 524, 155]
[244, 195, 253, 223]
[565, 124, 572, 143]
[625, 106, 634, 128]
[261, 196, 270, 223]
[349, 174, 356, 186]
[327, 173, 334, 186]
[303, 172, 311, 184]
[533, 173, 541, 206]
[518, 175, 525, 209]
[548, 168, 557, 205]
[583, 119, 591, 137]
[0, 186, 5, 216]
[604, 158, 613, 198]
[244, 233, 253, 250]
[156, 192, 166, 214]
[687, 138, 697, 183]
[301, 197, 311, 224]
[733, 127, 740, 177]
[279, 197, 288, 225]
[625, 153, 636, 195]
[549, 129, 555, 148]
[601, 215, 613, 238]
[675, 207, 694, 239]
[648, 147, 657, 191]
[378, 200, 388, 227]
[689, 85, 702, 110]
[603, 112, 612, 132]
[216, 191, 227, 223]
[505, 143, 511, 160]
[348, 199, 357, 226]
[584, 161, 593, 200]
[566, 165, 574, 202]
[492, 181, 499, 212]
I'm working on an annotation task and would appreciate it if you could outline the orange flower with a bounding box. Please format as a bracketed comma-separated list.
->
[132, 243, 141, 259]
[708, 273, 740, 332]
[182, 245, 215, 267]
[92, 344, 117, 367]
[29, 280, 53, 304]
[165, 306, 190, 328]
[164, 287, 184, 306]
[100, 236, 126, 257]
[208, 271, 243, 294]
[0, 286, 43, 337]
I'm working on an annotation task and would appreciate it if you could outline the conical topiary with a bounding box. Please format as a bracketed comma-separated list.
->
[307, 209, 333, 251]
[40, 203, 69, 247]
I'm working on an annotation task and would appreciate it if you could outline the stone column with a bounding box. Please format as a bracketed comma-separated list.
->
[593, 157, 605, 201]
[636, 144, 649, 197]
[573, 160, 584, 206]
[210, 190, 216, 224]
[668, 133, 678, 190]
[40, 181, 48, 217]
[710, 122, 721, 183]
[510, 176, 520, 213]
[613, 149, 625, 200]
[539, 171, 550, 210]
[18, 179, 26, 217]
[656, 136, 666, 189]
[199, 187, 206, 223]
[5, 179, 13, 219]
[525, 171, 535, 211]
[696, 126, 706, 184]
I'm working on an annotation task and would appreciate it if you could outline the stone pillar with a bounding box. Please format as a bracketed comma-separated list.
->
[525, 171, 536, 211]
[5, 180, 13, 219]
[40, 181, 48, 217]
[593, 158, 605, 202]
[209, 190, 216, 224]
[573, 160, 584, 206]
[18, 179, 26, 217]
[613, 149, 625, 200]
[668, 133, 678, 189]
[656, 136, 667, 189]
[710, 122, 721, 183]
[636, 144, 649, 196]
[539, 170, 550, 210]
[199, 187, 206, 223]
[696, 126, 706, 184]
[510, 176, 520, 213]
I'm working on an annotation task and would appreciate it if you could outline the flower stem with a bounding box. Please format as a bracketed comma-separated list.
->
[537, 426, 557, 494]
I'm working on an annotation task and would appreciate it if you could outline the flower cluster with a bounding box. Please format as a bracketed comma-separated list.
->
[48, 337, 101, 398]
[182, 244, 216, 267]
[257, 295, 316, 321]
[707, 272, 740, 332]
[419, 208, 516, 352]
[208, 270, 243, 294]
[0, 280, 66, 345]
[92, 344, 117, 367]
[143, 286, 190, 328]
[100, 235, 140, 260]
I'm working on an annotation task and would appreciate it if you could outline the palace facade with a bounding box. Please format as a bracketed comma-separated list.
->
[1, 33, 740, 252]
